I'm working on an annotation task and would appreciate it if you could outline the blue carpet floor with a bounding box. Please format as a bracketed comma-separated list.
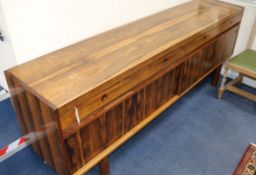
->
[0, 78, 255, 175]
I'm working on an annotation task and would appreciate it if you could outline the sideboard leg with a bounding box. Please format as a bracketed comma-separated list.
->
[211, 65, 222, 86]
[99, 157, 110, 175]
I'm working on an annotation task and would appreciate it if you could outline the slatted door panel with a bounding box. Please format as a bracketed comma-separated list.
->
[64, 94, 144, 172]
[64, 67, 180, 172]
[80, 116, 105, 162]
[65, 134, 83, 172]
[177, 38, 221, 94]
[218, 25, 239, 60]
[123, 89, 144, 133]
[145, 68, 179, 116]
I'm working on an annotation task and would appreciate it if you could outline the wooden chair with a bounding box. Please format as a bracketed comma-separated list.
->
[218, 49, 256, 102]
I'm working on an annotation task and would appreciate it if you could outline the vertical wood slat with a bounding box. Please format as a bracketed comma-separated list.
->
[143, 88, 146, 120]
[177, 63, 185, 94]
[79, 114, 106, 165]
[26, 92, 53, 166]
[208, 40, 219, 68]
[191, 54, 200, 86]
[164, 71, 173, 99]
[86, 121, 104, 162]
[196, 51, 204, 79]
[123, 96, 133, 134]
[136, 90, 145, 123]
[39, 102, 67, 175]
[206, 44, 212, 71]
[170, 67, 179, 97]
[193, 55, 200, 85]
[213, 39, 220, 63]
[185, 58, 193, 89]
[76, 131, 85, 165]
[121, 101, 126, 136]
[65, 134, 83, 172]
[198, 51, 204, 79]
[145, 79, 158, 116]
[12, 80, 42, 157]
[5, 73, 27, 135]
[210, 40, 218, 65]
[189, 55, 197, 85]
[157, 74, 167, 106]
[99, 114, 108, 147]
[106, 104, 123, 146]
[123, 90, 144, 133]
[215, 39, 222, 63]
[157, 75, 165, 107]
[202, 45, 210, 74]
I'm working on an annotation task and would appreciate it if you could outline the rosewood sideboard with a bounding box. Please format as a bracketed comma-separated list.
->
[5, 0, 243, 175]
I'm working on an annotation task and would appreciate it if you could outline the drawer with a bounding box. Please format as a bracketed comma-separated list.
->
[59, 50, 181, 132]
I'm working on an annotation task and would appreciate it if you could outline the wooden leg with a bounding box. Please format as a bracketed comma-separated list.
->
[212, 65, 222, 86]
[218, 65, 229, 99]
[99, 157, 110, 175]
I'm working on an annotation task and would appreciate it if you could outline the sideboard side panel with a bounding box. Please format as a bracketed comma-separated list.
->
[4, 72, 69, 175]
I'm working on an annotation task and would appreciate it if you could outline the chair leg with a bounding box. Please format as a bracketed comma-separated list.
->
[218, 66, 229, 99]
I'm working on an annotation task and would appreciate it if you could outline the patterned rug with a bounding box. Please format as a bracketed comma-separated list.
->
[234, 144, 256, 175]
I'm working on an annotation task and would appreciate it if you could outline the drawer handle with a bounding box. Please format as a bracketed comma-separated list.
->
[74, 107, 81, 125]
[163, 58, 168, 65]
[101, 94, 108, 102]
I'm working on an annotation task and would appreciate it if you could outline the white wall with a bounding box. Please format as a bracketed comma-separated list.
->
[1, 0, 190, 65]
[232, 6, 256, 55]
[0, 2, 16, 89]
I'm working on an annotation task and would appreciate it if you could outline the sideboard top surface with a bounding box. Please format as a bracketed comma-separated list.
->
[7, 0, 243, 109]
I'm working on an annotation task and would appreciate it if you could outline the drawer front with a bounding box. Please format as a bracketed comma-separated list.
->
[59, 14, 242, 132]
[60, 50, 180, 132]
